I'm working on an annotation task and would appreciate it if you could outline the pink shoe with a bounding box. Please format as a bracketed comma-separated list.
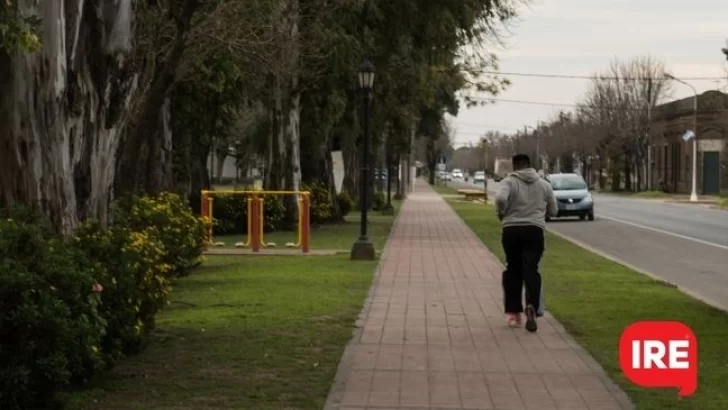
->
[506, 313, 522, 327]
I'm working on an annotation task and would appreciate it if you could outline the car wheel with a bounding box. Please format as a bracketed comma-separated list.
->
[587, 211, 595, 221]
[579, 214, 586, 221]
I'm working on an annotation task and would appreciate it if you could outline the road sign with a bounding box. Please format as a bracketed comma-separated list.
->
[437, 163, 446, 171]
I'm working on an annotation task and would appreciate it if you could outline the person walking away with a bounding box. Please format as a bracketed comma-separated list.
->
[495, 154, 557, 332]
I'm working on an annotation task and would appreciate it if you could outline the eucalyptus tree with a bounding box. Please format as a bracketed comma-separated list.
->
[116, 0, 282, 196]
[0, 0, 145, 234]
[0, 0, 256, 232]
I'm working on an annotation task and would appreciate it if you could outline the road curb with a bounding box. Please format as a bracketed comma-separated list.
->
[547, 228, 728, 314]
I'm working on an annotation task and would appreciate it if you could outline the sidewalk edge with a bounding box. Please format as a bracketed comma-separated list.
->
[322, 200, 404, 410]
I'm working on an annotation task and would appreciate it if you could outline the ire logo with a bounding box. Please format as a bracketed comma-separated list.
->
[618, 321, 698, 396]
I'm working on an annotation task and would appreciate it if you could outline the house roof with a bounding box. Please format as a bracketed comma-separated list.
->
[652, 90, 728, 120]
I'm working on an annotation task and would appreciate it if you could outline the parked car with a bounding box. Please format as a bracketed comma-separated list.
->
[451, 169, 464, 179]
[473, 171, 486, 183]
[545, 173, 594, 221]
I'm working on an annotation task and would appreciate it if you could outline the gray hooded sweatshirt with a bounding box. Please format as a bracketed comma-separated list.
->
[495, 168, 558, 229]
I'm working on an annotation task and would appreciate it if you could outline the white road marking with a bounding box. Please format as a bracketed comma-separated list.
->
[596, 214, 728, 251]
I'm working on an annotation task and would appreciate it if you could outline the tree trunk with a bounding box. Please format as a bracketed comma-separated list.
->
[116, 0, 199, 197]
[408, 124, 416, 192]
[145, 97, 174, 193]
[342, 138, 359, 196]
[623, 157, 632, 192]
[274, 78, 288, 190]
[287, 0, 302, 197]
[286, 91, 302, 221]
[0, 0, 139, 234]
[172, 98, 192, 196]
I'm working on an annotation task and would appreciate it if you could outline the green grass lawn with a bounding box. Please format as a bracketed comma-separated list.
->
[435, 185, 728, 409]
[63, 254, 379, 410]
[213, 200, 400, 251]
[62, 196, 400, 409]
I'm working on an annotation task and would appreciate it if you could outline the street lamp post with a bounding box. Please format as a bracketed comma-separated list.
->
[665, 73, 698, 202]
[351, 59, 376, 260]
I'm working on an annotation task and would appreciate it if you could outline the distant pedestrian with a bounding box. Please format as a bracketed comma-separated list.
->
[495, 154, 557, 332]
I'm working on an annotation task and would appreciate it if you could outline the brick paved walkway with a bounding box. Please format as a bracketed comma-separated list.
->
[324, 181, 633, 410]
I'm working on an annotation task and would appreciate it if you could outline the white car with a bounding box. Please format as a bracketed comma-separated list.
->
[451, 169, 464, 179]
[473, 171, 486, 183]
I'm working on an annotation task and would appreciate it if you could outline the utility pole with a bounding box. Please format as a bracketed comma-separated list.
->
[665, 73, 699, 202]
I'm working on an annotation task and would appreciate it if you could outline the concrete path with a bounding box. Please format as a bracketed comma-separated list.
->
[324, 181, 633, 410]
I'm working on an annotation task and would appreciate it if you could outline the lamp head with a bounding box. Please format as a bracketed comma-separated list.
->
[358, 59, 375, 90]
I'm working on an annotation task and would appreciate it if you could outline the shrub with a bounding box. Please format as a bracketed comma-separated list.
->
[114, 192, 206, 277]
[371, 191, 385, 211]
[0, 216, 106, 409]
[211, 194, 248, 235]
[74, 222, 173, 364]
[0, 192, 212, 409]
[302, 181, 335, 223]
[210, 193, 285, 235]
[337, 191, 355, 216]
[262, 195, 286, 231]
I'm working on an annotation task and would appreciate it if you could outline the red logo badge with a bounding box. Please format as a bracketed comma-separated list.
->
[619, 321, 698, 396]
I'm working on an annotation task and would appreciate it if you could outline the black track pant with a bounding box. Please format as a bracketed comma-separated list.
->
[501, 225, 544, 314]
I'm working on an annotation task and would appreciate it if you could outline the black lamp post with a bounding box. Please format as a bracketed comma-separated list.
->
[350, 59, 376, 261]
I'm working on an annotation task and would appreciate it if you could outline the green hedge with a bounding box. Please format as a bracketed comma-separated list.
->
[211, 193, 285, 235]
[210, 181, 351, 235]
[0, 193, 207, 409]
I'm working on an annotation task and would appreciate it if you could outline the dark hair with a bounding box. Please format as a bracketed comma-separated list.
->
[511, 153, 531, 169]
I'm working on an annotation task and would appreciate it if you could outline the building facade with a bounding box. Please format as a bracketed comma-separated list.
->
[649, 90, 728, 195]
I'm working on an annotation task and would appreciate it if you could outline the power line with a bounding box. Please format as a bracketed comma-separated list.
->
[454, 122, 509, 128]
[454, 123, 520, 132]
[473, 97, 577, 108]
[473, 70, 725, 81]
[469, 96, 690, 112]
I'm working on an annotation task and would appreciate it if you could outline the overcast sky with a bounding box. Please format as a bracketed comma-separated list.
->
[447, 0, 728, 147]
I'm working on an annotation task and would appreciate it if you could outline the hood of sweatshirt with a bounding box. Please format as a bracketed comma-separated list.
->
[510, 168, 540, 184]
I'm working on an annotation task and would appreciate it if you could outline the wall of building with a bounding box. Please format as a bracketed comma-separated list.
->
[649, 91, 728, 194]
[207, 154, 238, 181]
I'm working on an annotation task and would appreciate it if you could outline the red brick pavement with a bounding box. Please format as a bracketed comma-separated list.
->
[324, 181, 633, 410]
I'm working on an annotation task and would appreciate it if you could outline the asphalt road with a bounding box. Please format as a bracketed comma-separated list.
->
[446, 177, 728, 311]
